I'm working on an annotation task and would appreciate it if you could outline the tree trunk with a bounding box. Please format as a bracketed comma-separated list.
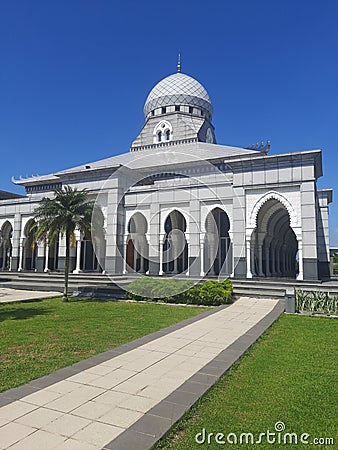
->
[63, 231, 70, 302]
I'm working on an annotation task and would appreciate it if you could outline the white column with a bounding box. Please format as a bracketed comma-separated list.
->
[251, 241, 255, 277]
[159, 234, 164, 276]
[200, 234, 205, 277]
[18, 238, 24, 271]
[44, 240, 50, 272]
[123, 238, 128, 274]
[9, 238, 13, 271]
[246, 237, 253, 278]
[133, 241, 137, 272]
[173, 246, 178, 274]
[185, 240, 190, 276]
[73, 239, 82, 274]
[145, 235, 150, 275]
[224, 238, 230, 275]
[297, 239, 304, 280]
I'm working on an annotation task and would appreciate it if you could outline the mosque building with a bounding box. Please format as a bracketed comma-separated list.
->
[0, 61, 332, 280]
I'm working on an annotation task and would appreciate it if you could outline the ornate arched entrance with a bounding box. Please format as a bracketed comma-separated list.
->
[163, 210, 188, 274]
[47, 238, 59, 271]
[251, 198, 298, 278]
[204, 208, 232, 276]
[80, 229, 99, 271]
[0, 222, 13, 270]
[23, 220, 38, 271]
[126, 213, 149, 273]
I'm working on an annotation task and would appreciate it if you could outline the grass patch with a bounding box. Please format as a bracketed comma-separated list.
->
[0, 297, 207, 392]
[155, 315, 337, 450]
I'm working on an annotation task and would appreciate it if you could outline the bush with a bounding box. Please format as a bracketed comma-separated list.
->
[127, 277, 194, 302]
[126, 277, 233, 306]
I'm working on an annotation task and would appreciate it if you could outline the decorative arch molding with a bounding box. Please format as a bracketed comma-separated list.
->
[200, 204, 232, 235]
[160, 208, 190, 235]
[23, 218, 37, 238]
[125, 210, 150, 237]
[249, 191, 298, 230]
[127, 212, 148, 234]
[0, 219, 14, 233]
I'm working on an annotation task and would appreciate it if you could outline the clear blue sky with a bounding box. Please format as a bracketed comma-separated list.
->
[1, 0, 337, 244]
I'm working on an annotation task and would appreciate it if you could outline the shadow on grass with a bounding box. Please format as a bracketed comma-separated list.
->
[0, 306, 52, 322]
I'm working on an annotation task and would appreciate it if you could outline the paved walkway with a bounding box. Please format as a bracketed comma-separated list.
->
[0, 297, 284, 450]
[0, 288, 60, 304]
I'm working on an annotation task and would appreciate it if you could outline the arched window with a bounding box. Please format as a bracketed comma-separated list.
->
[153, 120, 173, 144]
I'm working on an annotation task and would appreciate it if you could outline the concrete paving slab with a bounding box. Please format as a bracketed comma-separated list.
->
[55, 438, 98, 450]
[70, 422, 124, 447]
[15, 407, 63, 428]
[0, 421, 36, 449]
[98, 406, 143, 428]
[7, 429, 65, 450]
[42, 413, 91, 437]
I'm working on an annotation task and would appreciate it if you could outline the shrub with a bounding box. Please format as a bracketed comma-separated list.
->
[183, 279, 233, 306]
[126, 277, 233, 306]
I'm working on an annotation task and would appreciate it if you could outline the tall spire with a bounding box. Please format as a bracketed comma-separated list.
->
[177, 53, 181, 73]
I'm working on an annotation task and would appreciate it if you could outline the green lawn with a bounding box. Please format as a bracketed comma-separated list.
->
[155, 315, 337, 450]
[0, 298, 207, 392]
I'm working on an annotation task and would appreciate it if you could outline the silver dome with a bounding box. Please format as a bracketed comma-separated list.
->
[144, 73, 213, 117]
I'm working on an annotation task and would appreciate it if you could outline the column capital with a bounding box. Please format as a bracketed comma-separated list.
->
[245, 227, 255, 239]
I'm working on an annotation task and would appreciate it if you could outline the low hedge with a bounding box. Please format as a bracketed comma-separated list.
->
[295, 289, 338, 315]
[126, 277, 233, 306]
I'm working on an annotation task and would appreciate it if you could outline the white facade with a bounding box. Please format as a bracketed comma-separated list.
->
[0, 69, 333, 280]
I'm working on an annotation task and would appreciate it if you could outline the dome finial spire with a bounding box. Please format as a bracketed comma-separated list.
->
[177, 53, 181, 73]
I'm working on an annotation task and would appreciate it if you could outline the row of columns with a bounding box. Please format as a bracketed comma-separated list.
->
[6, 235, 96, 273]
[15, 235, 92, 273]
[123, 234, 192, 276]
[246, 231, 304, 281]
[2, 218, 306, 280]
[122, 233, 232, 277]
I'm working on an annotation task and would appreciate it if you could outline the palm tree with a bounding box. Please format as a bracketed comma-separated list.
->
[33, 186, 94, 302]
